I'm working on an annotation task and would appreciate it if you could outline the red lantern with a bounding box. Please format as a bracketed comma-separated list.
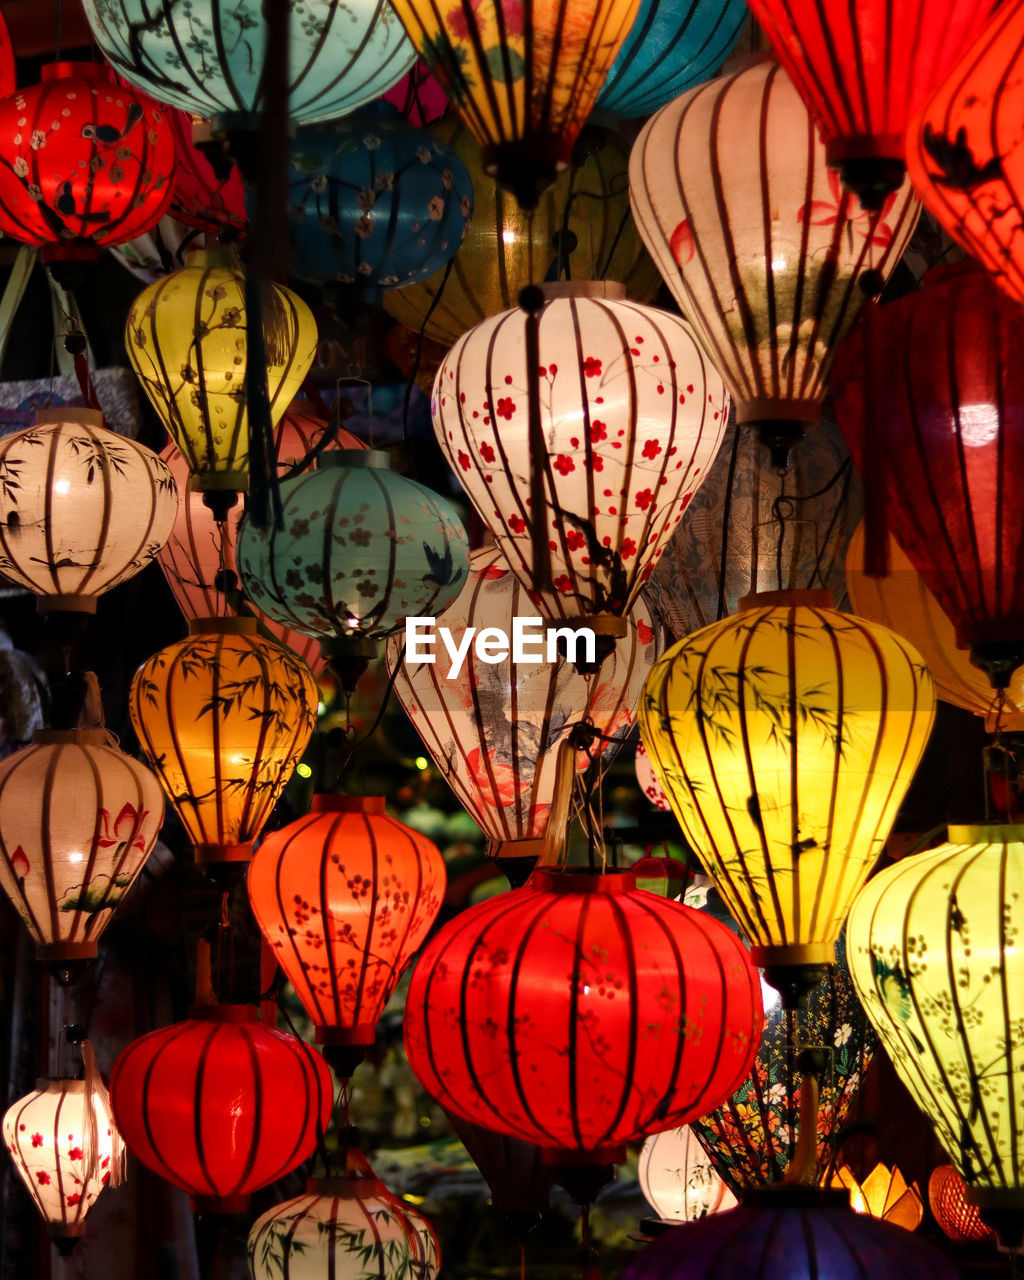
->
[928, 1165, 999, 1245]
[743, 0, 993, 207]
[404, 868, 762, 1164]
[110, 1005, 333, 1212]
[167, 111, 247, 239]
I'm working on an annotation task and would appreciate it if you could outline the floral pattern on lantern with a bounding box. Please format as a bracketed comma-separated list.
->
[638, 1125, 737, 1223]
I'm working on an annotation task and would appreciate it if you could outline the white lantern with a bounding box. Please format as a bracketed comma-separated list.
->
[639, 1125, 737, 1223]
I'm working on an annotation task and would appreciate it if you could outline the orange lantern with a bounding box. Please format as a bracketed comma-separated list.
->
[929, 1165, 999, 1245]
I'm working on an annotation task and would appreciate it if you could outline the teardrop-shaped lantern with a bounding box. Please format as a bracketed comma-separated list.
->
[0, 408, 177, 614]
[629, 60, 919, 465]
[639, 590, 936, 1006]
[639, 1126, 737, 1224]
[129, 618, 318, 864]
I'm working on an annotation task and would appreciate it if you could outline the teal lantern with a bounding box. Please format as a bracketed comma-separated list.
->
[597, 0, 747, 118]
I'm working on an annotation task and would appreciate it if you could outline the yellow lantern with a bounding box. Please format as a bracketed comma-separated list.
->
[829, 1164, 923, 1231]
[124, 249, 317, 507]
[846, 824, 1024, 1250]
[129, 618, 317, 865]
[639, 589, 935, 1005]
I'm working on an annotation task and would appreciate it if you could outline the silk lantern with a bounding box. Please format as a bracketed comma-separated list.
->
[125, 248, 317, 504]
[846, 823, 1024, 1249]
[167, 111, 246, 239]
[433, 282, 727, 630]
[404, 867, 763, 1163]
[629, 60, 919, 465]
[638, 1126, 737, 1224]
[0, 408, 177, 613]
[129, 617, 318, 864]
[0, 728, 163, 966]
[639, 590, 935, 1006]
[929, 1165, 999, 1245]
[111, 1004, 333, 1212]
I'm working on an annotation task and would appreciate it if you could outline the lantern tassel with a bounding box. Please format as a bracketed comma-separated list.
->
[782, 1070, 821, 1186]
[195, 937, 217, 1006]
[538, 736, 577, 868]
[82, 1038, 126, 1190]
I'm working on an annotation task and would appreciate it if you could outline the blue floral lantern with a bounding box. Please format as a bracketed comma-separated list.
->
[596, 0, 747, 118]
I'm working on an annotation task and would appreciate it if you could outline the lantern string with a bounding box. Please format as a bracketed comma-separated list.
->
[330, 641, 406, 790]
[717, 420, 742, 618]
[273, 995, 336, 1177]
[54, 0, 64, 63]
[401, 257, 454, 446]
[195, 937, 217, 1005]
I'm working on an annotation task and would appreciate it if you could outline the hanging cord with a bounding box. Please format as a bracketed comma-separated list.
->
[772, 466, 792, 591]
[781, 1014, 824, 1186]
[716, 424, 742, 618]
[55, 0, 64, 61]
[401, 257, 454, 445]
[329, 640, 406, 790]
[273, 994, 336, 1178]
[807, 459, 854, 590]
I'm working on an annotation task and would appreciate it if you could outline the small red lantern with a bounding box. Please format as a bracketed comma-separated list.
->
[928, 1165, 999, 1245]
[110, 1004, 333, 1212]
[404, 868, 762, 1164]
[167, 111, 247, 239]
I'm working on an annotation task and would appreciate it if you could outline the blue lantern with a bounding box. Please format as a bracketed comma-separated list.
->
[597, 0, 747, 118]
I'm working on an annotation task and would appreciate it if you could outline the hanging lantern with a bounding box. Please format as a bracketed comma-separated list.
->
[404, 867, 763, 1163]
[248, 1145, 440, 1280]
[639, 590, 936, 1007]
[846, 823, 1024, 1250]
[0, 62, 175, 270]
[383, 121, 660, 347]
[124, 248, 317, 505]
[129, 617, 318, 865]
[248, 795, 446, 1073]
[629, 60, 919, 465]
[0, 408, 177, 614]
[635, 740, 670, 812]
[433, 282, 727, 630]
[80, 0, 416, 126]
[929, 1165, 999, 1245]
[387, 546, 660, 873]
[597, 0, 746, 118]
[167, 111, 247, 240]
[638, 1126, 737, 1224]
[0, 728, 163, 967]
[834, 263, 1024, 689]
[829, 1164, 923, 1231]
[111, 1004, 333, 1212]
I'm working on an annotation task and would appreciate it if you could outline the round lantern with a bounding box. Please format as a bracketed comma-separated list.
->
[0, 408, 177, 613]
[79, 0, 416, 125]
[432, 281, 727, 628]
[404, 867, 763, 1162]
[639, 589, 936, 1006]
[383, 121, 660, 347]
[629, 60, 919, 465]
[248, 1146, 440, 1280]
[596, 0, 746, 118]
[129, 617, 318, 864]
[167, 111, 247, 239]
[248, 795, 446, 1067]
[638, 1126, 737, 1224]
[0, 62, 174, 266]
[124, 248, 317, 500]
[0, 729, 163, 965]
[928, 1165, 999, 1245]
[110, 1004, 333, 1212]
[846, 823, 1024, 1249]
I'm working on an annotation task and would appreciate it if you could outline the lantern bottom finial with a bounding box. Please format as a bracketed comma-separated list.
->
[758, 959, 830, 1010]
[970, 640, 1024, 690]
[745, 418, 809, 469]
[482, 137, 570, 211]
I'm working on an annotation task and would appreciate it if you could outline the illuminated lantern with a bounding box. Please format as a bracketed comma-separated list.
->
[404, 867, 763, 1161]
[129, 618, 318, 865]
[0, 729, 163, 966]
[383, 122, 660, 346]
[248, 795, 446, 1070]
[0, 62, 174, 268]
[386, 546, 660, 873]
[635, 740, 670, 812]
[387, 0, 644, 207]
[433, 282, 727, 629]
[629, 60, 919, 464]
[928, 1165, 999, 1245]
[639, 590, 935, 1006]
[742, 0, 992, 207]
[834, 263, 1024, 689]
[0, 408, 177, 614]
[167, 111, 246, 239]
[248, 1146, 440, 1280]
[80, 0, 416, 125]
[846, 823, 1024, 1250]
[124, 249, 317, 503]
[638, 1126, 737, 1223]
[110, 1005, 333, 1212]
[830, 1164, 923, 1231]
[597, 0, 746, 118]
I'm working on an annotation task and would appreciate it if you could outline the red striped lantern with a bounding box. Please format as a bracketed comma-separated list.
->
[167, 111, 246, 239]
[110, 1005, 333, 1212]
[404, 867, 762, 1163]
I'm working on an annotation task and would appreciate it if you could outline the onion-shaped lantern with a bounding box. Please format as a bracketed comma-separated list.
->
[110, 1004, 333, 1213]
[846, 823, 1024, 1250]
[248, 795, 446, 1073]
[248, 1146, 440, 1280]
[638, 1126, 737, 1224]
[124, 248, 317, 502]
[0, 728, 163, 967]
[597, 0, 746, 118]
[629, 60, 919, 465]
[79, 0, 416, 126]
[0, 408, 177, 614]
[433, 282, 727, 629]
[928, 1165, 998, 1245]
[129, 617, 318, 864]
[639, 590, 935, 1006]
[167, 111, 246, 239]
[404, 867, 763, 1163]
[0, 62, 174, 270]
